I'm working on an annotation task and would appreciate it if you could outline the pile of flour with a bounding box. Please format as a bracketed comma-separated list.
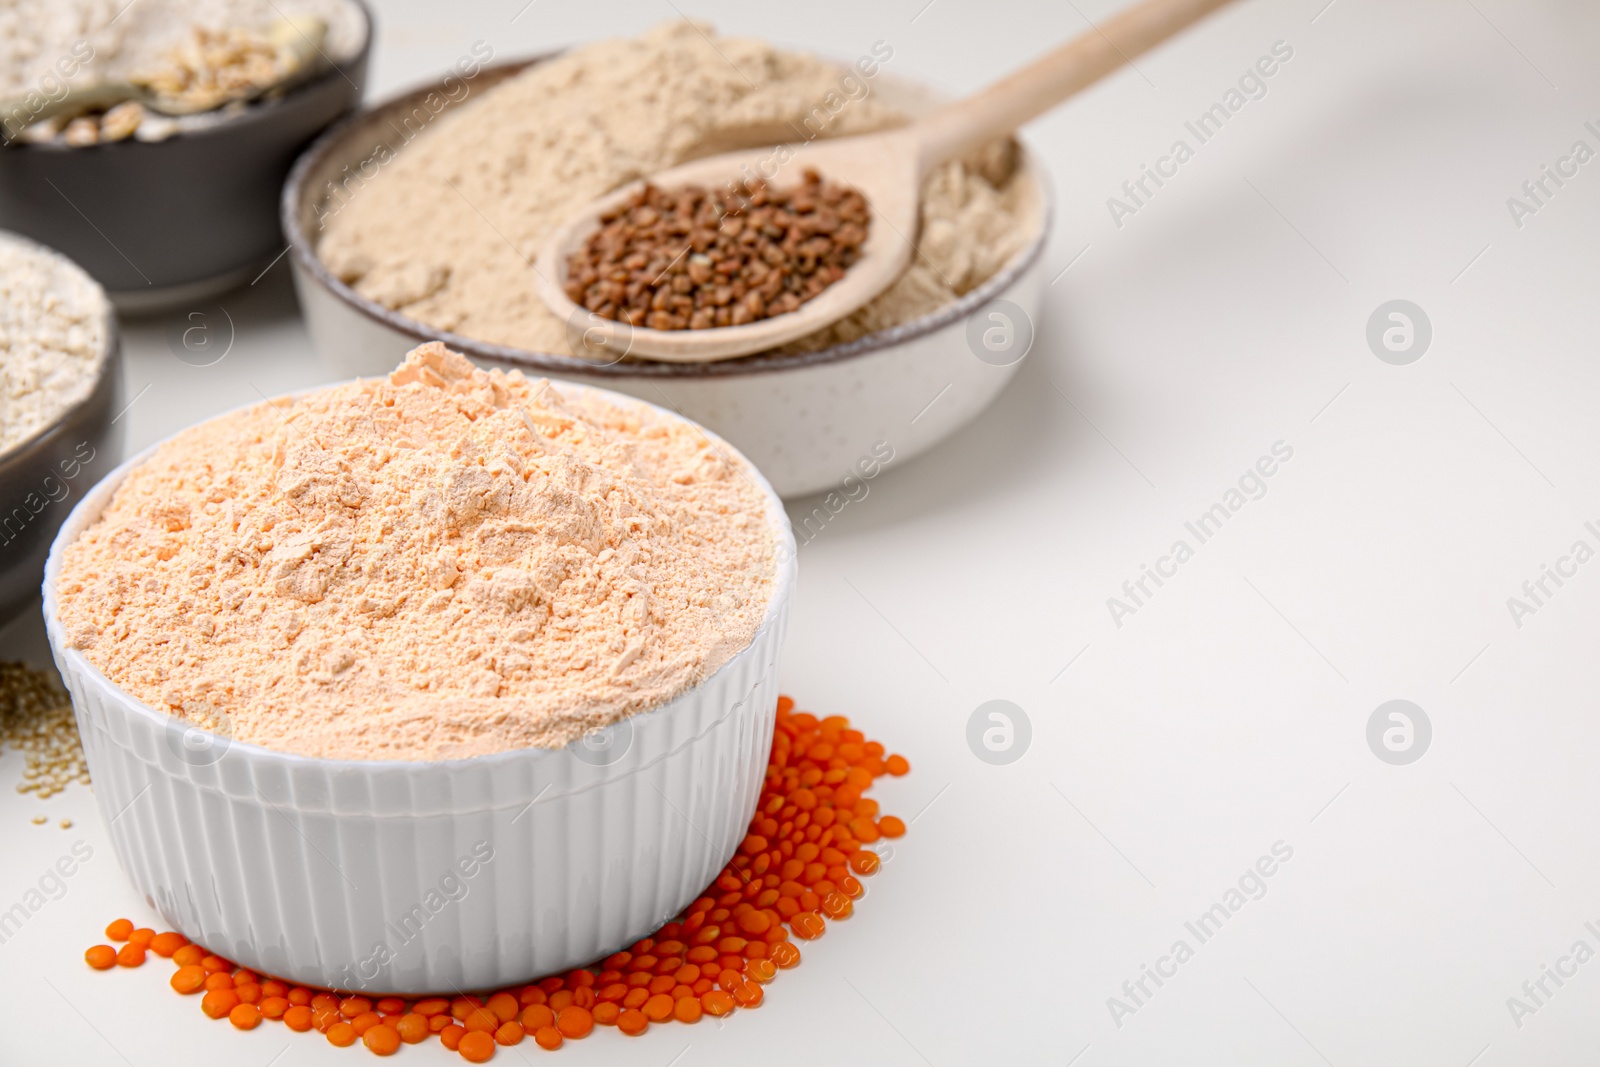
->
[56, 344, 777, 761]
[317, 20, 1039, 356]
[0, 233, 110, 457]
[0, 0, 365, 100]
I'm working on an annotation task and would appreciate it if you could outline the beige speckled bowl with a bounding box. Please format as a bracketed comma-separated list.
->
[282, 55, 1052, 499]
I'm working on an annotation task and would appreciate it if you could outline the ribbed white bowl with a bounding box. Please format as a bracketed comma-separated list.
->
[42, 380, 796, 994]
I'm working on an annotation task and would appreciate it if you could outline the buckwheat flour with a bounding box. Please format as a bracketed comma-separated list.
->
[55, 344, 777, 761]
[0, 233, 110, 457]
[315, 20, 1039, 357]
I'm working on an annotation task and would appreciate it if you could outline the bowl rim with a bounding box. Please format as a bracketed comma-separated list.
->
[281, 51, 1055, 381]
[42, 373, 797, 775]
[3, 0, 375, 153]
[0, 230, 120, 466]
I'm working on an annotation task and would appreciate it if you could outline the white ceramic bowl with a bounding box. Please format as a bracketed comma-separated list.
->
[42, 380, 796, 994]
[282, 57, 1052, 499]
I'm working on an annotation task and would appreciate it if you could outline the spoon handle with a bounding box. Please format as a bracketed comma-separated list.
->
[912, 0, 1238, 172]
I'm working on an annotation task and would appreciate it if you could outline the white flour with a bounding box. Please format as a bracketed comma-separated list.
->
[0, 233, 110, 457]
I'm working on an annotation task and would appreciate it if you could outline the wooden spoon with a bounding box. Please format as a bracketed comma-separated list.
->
[536, 0, 1238, 363]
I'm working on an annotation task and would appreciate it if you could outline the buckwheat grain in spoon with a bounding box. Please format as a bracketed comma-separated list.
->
[536, 0, 1240, 362]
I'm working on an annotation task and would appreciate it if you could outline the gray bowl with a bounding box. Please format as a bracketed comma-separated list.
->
[0, 309, 122, 628]
[0, 1, 373, 314]
[282, 54, 1051, 498]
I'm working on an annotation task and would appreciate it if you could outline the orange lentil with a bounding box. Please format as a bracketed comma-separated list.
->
[229, 1003, 261, 1030]
[284, 1005, 314, 1032]
[105, 919, 134, 941]
[126, 928, 155, 948]
[534, 1025, 563, 1050]
[149, 931, 187, 957]
[700, 990, 735, 1016]
[463, 1006, 500, 1033]
[822, 893, 853, 920]
[616, 1008, 648, 1036]
[171, 944, 205, 967]
[350, 1011, 382, 1036]
[556, 1006, 594, 1039]
[201, 989, 239, 1019]
[790, 912, 826, 940]
[362, 1024, 401, 1055]
[439, 1024, 466, 1050]
[494, 1021, 524, 1046]
[486, 991, 519, 1022]
[234, 983, 262, 1005]
[593, 1002, 621, 1026]
[259, 996, 289, 1019]
[199, 955, 230, 974]
[202, 971, 234, 993]
[115, 943, 145, 967]
[673, 996, 702, 1023]
[326, 1021, 357, 1047]
[340, 996, 372, 1018]
[396, 1013, 429, 1043]
[848, 850, 880, 875]
[547, 988, 574, 1012]
[459, 1029, 497, 1062]
[747, 959, 777, 983]
[84, 945, 116, 970]
[520, 1004, 555, 1030]
[878, 815, 906, 837]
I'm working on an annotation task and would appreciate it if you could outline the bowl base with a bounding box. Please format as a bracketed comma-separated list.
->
[109, 258, 270, 317]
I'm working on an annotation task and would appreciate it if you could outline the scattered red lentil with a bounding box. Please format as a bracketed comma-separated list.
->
[364, 1023, 402, 1055]
[80, 695, 905, 1059]
[459, 1030, 496, 1062]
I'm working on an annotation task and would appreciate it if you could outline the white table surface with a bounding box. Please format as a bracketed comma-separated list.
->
[6, 0, 1600, 1063]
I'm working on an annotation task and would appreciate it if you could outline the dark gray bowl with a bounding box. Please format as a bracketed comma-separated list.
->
[0, 309, 123, 627]
[0, 1, 372, 313]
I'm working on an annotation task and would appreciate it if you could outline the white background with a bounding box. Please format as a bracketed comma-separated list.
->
[5, 0, 1600, 1063]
